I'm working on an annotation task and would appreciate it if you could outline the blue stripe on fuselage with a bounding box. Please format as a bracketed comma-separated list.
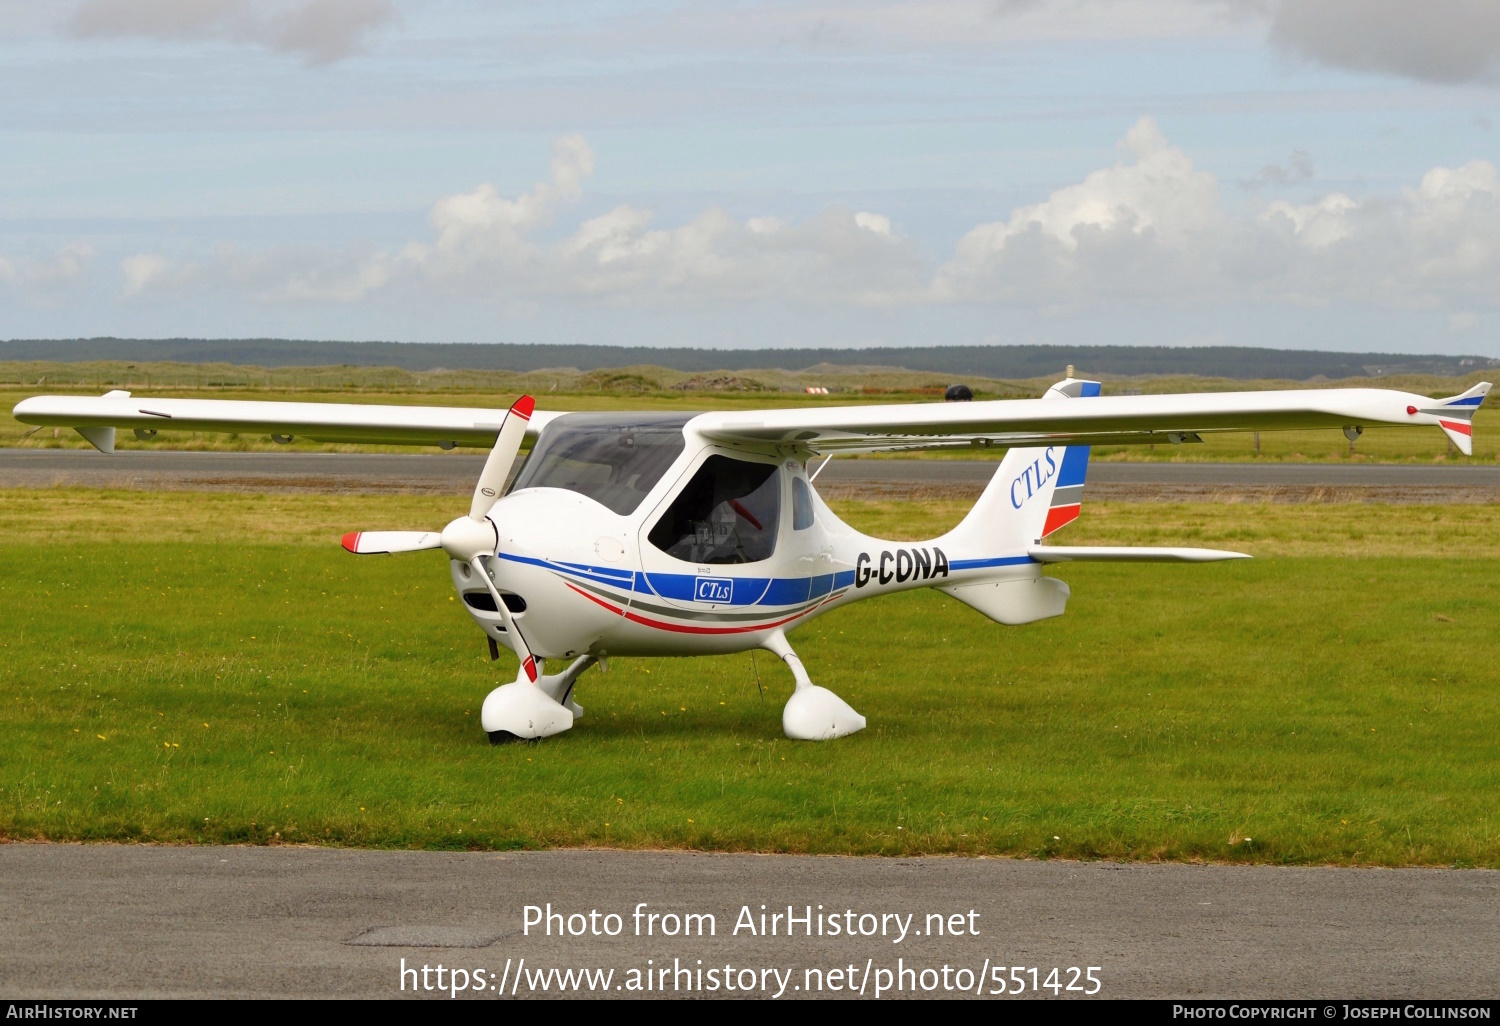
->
[947, 555, 1037, 572]
[499, 553, 1031, 605]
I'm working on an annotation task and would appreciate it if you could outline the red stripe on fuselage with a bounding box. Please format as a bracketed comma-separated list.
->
[1042, 504, 1080, 537]
[564, 582, 835, 635]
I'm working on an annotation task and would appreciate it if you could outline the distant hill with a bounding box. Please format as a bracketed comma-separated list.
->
[1, 337, 1493, 381]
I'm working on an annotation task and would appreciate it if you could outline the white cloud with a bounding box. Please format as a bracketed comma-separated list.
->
[113, 125, 1500, 322]
[936, 118, 1500, 311]
[0, 242, 95, 289]
[120, 253, 168, 296]
[538, 206, 921, 305]
[934, 117, 1223, 302]
[402, 134, 596, 288]
[68, 0, 395, 64]
[1260, 193, 1356, 247]
[964, 117, 1219, 253]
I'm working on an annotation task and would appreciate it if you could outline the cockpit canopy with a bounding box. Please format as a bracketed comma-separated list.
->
[647, 454, 780, 564]
[507, 412, 691, 515]
[511, 412, 810, 567]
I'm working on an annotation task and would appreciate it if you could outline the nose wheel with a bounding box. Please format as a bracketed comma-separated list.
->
[481, 654, 597, 742]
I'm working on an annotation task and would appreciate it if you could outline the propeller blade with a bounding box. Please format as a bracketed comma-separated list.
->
[470, 395, 535, 520]
[341, 531, 442, 554]
[471, 556, 538, 683]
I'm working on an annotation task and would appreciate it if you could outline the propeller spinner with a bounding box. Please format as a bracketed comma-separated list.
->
[340, 395, 539, 681]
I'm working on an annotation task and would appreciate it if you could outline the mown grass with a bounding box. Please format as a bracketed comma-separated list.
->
[1, 490, 1497, 865]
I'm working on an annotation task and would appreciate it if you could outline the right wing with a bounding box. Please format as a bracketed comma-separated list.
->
[694, 381, 1492, 455]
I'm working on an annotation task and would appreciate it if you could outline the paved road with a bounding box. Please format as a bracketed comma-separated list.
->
[3, 449, 1498, 501]
[0, 845, 1493, 1000]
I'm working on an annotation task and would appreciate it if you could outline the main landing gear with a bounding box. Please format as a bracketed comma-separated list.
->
[481, 633, 865, 743]
[762, 630, 866, 741]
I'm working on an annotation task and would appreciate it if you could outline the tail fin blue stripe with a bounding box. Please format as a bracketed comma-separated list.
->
[1057, 445, 1091, 488]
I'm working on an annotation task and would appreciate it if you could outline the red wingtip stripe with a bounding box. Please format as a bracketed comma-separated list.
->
[1440, 420, 1473, 436]
[341, 532, 361, 553]
[1042, 504, 1080, 538]
[512, 395, 535, 421]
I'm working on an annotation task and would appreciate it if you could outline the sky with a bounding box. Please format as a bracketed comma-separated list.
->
[1, 0, 1498, 355]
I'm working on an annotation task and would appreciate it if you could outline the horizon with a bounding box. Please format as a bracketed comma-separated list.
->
[4, 336, 1495, 382]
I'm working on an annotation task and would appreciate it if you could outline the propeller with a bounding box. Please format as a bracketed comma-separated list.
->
[471, 394, 533, 519]
[340, 394, 540, 682]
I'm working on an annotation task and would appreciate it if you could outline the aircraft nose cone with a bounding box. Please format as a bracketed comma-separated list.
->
[440, 515, 497, 562]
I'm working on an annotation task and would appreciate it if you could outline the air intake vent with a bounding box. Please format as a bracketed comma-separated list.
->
[462, 591, 526, 613]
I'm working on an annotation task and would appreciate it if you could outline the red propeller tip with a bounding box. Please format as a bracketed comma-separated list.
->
[512, 395, 535, 421]
[341, 532, 360, 553]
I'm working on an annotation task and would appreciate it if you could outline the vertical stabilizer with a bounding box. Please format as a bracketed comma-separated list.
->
[943, 378, 1098, 553]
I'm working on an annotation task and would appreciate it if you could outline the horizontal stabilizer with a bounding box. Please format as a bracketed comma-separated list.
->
[1425, 381, 1490, 457]
[1028, 546, 1250, 563]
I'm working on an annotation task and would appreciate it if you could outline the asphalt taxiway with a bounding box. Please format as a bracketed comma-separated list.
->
[0, 844, 1494, 1000]
[3, 448, 1498, 502]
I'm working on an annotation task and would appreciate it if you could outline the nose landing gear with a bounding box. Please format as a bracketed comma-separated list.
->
[482, 654, 597, 743]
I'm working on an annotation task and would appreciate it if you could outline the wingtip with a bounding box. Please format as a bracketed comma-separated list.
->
[341, 532, 360, 553]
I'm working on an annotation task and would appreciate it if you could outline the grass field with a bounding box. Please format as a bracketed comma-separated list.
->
[2, 488, 1497, 866]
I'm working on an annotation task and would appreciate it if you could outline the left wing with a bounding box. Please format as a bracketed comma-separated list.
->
[11, 391, 563, 453]
[694, 381, 1491, 455]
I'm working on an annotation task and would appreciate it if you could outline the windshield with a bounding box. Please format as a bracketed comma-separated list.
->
[507, 413, 691, 516]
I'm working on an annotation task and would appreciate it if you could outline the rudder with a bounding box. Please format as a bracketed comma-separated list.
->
[943, 378, 1098, 553]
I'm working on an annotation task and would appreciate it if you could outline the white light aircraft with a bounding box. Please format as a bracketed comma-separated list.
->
[14, 374, 1489, 742]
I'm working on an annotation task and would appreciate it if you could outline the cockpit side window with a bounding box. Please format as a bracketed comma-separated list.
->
[507, 413, 690, 516]
[647, 455, 780, 564]
[791, 476, 814, 531]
